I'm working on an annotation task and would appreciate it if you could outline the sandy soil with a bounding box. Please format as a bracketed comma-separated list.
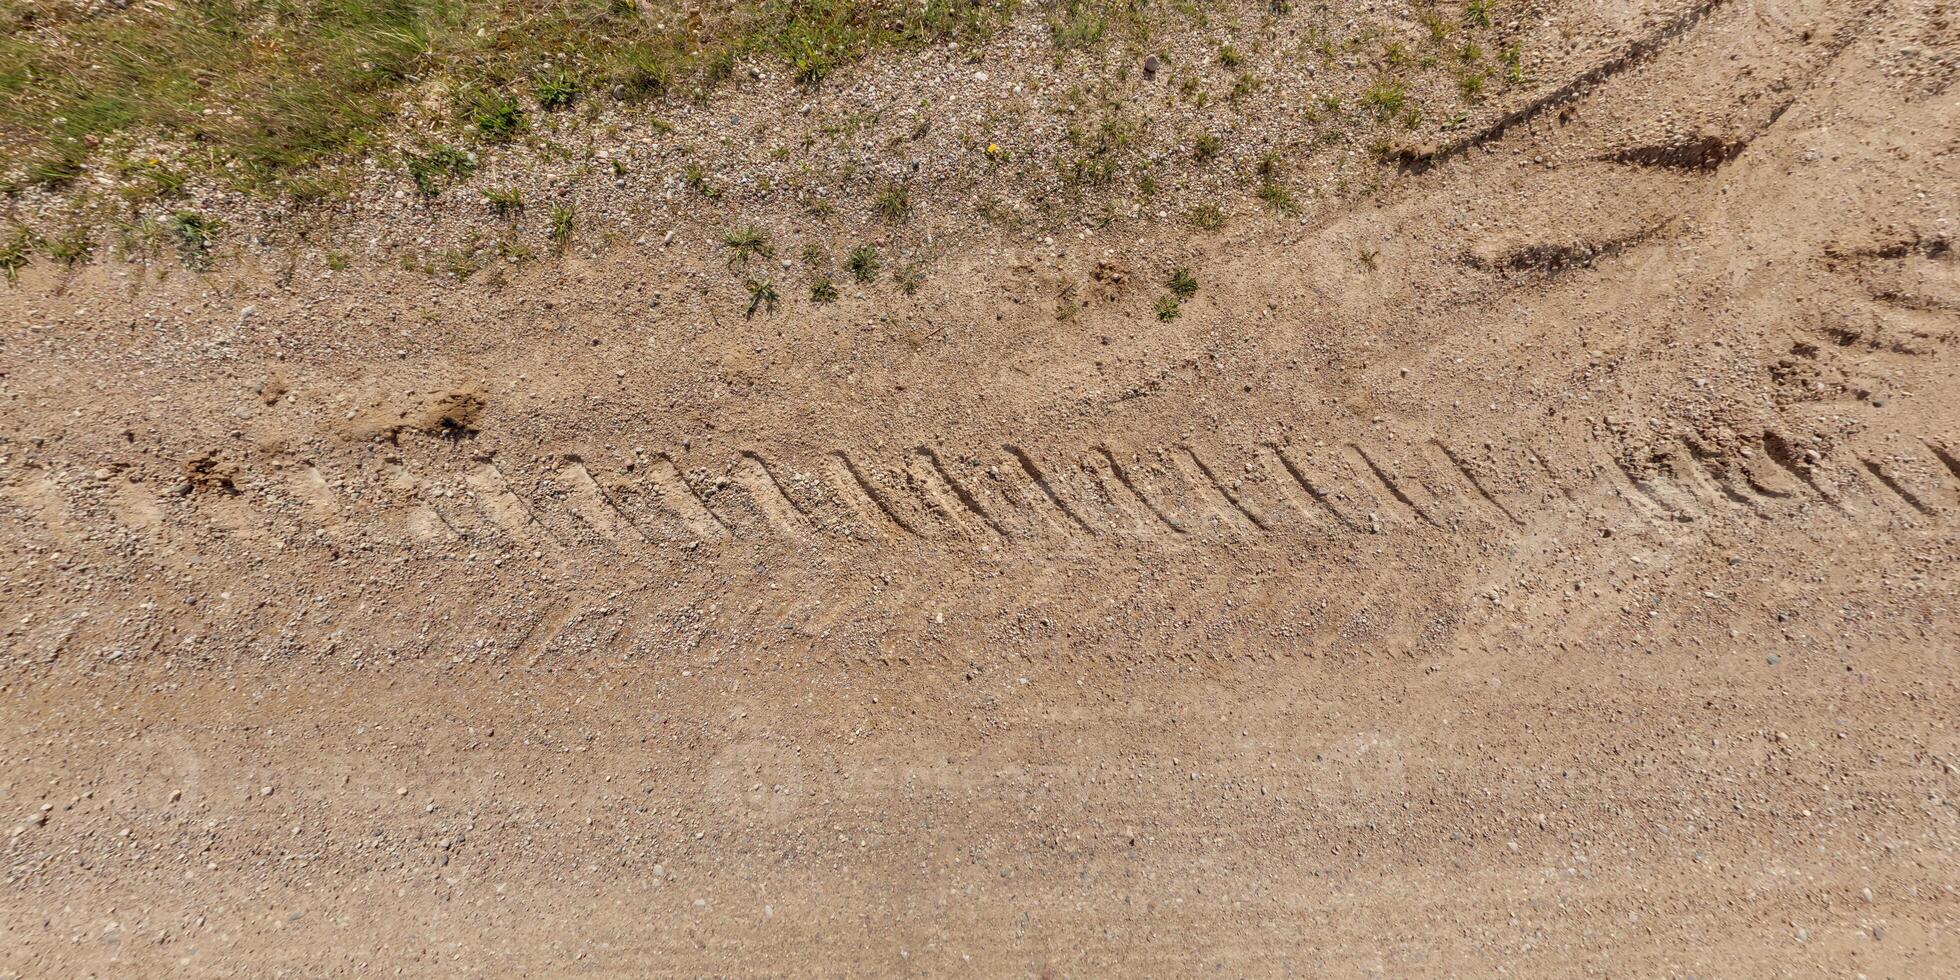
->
[3, 0, 1957, 975]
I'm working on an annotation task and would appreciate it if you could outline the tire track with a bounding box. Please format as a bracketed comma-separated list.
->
[5, 425, 1947, 576]
[1408, 0, 1741, 174]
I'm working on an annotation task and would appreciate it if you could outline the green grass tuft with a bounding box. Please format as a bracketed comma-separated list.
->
[846, 244, 880, 282]
[1, 226, 36, 282]
[533, 68, 581, 111]
[745, 279, 779, 318]
[722, 225, 773, 265]
[45, 228, 93, 266]
[873, 182, 911, 222]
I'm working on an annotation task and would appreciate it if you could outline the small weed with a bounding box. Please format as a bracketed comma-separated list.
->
[326, 252, 352, 272]
[436, 248, 482, 280]
[1466, 0, 1494, 29]
[1458, 71, 1488, 101]
[745, 279, 779, 318]
[802, 243, 830, 268]
[846, 244, 880, 282]
[165, 211, 218, 262]
[1153, 295, 1181, 321]
[27, 148, 86, 189]
[1055, 281, 1081, 321]
[1363, 80, 1408, 121]
[1190, 203, 1226, 230]
[1421, 12, 1453, 45]
[607, 49, 673, 103]
[1166, 267, 1198, 299]
[1499, 43, 1526, 83]
[1218, 44, 1244, 68]
[1257, 180, 1295, 213]
[722, 225, 773, 266]
[405, 146, 474, 197]
[458, 87, 525, 142]
[894, 261, 925, 295]
[548, 206, 575, 250]
[533, 68, 581, 111]
[1064, 154, 1121, 187]
[46, 229, 94, 266]
[810, 278, 838, 303]
[119, 161, 186, 202]
[1256, 150, 1284, 181]
[1230, 73, 1258, 101]
[485, 187, 525, 215]
[684, 163, 722, 199]
[1192, 133, 1222, 162]
[1, 227, 36, 282]
[1050, 2, 1108, 50]
[1358, 247, 1380, 270]
[873, 183, 911, 222]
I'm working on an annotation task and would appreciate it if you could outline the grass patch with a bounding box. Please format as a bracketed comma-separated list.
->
[1166, 267, 1197, 299]
[722, 225, 773, 265]
[1, 226, 35, 281]
[484, 187, 525, 215]
[1, 0, 1015, 196]
[684, 163, 723, 200]
[404, 145, 474, 196]
[1256, 180, 1294, 213]
[846, 244, 880, 282]
[1153, 295, 1180, 321]
[45, 228, 93, 266]
[745, 279, 779, 318]
[873, 182, 910, 222]
[1362, 79, 1409, 121]
[457, 85, 525, 141]
[548, 205, 575, 250]
[532, 67, 581, 112]
[165, 211, 219, 264]
[1049, 1, 1108, 50]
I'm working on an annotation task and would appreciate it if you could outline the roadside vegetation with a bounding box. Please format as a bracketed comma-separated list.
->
[0, 0, 1531, 318]
[0, 0, 1018, 197]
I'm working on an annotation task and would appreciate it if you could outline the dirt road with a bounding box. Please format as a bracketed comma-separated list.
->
[3, 0, 1956, 974]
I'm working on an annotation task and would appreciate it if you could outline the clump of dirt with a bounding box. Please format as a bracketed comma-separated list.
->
[1463, 225, 1660, 275]
[345, 386, 487, 442]
[180, 454, 240, 494]
[1607, 134, 1749, 172]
